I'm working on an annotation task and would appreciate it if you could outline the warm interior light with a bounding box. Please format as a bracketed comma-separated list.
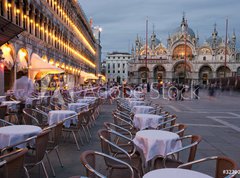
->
[7, 3, 11, 8]
[49, 60, 54, 65]
[2, 45, 11, 54]
[19, 49, 27, 59]
[16, 9, 20, 14]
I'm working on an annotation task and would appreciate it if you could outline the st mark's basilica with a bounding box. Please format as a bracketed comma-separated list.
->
[128, 16, 240, 85]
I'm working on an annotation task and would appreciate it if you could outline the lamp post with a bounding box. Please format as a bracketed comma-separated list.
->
[0, 49, 5, 95]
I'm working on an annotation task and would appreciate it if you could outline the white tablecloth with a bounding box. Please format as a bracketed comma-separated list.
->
[1, 101, 21, 110]
[77, 98, 95, 104]
[133, 130, 182, 162]
[128, 101, 146, 109]
[143, 168, 213, 178]
[131, 106, 155, 114]
[131, 91, 145, 99]
[133, 114, 164, 130]
[0, 96, 6, 103]
[68, 103, 89, 112]
[25, 97, 40, 105]
[48, 110, 77, 128]
[0, 125, 42, 149]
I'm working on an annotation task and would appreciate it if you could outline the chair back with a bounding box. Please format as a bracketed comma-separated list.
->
[0, 105, 7, 120]
[23, 108, 48, 127]
[216, 156, 238, 178]
[51, 122, 63, 146]
[35, 130, 51, 163]
[80, 150, 134, 178]
[0, 148, 28, 178]
[187, 135, 202, 164]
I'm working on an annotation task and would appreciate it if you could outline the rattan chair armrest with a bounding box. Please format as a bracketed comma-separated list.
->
[177, 156, 219, 168]
[0, 119, 14, 126]
[1, 136, 37, 154]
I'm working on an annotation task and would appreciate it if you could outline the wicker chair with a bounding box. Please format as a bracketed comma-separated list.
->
[45, 122, 64, 177]
[98, 129, 142, 177]
[22, 108, 48, 128]
[24, 130, 51, 178]
[80, 150, 135, 178]
[62, 111, 92, 150]
[161, 123, 187, 137]
[178, 156, 238, 178]
[152, 135, 202, 170]
[0, 105, 7, 120]
[0, 148, 28, 178]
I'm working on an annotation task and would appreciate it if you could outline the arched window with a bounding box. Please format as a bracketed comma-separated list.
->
[237, 67, 240, 76]
[203, 56, 206, 61]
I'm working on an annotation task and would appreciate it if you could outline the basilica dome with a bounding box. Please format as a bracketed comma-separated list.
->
[171, 26, 195, 38]
[170, 16, 195, 39]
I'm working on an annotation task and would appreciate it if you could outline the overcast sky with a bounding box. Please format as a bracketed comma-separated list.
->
[78, 0, 240, 57]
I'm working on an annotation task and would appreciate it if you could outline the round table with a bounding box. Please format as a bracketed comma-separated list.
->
[1, 101, 21, 111]
[0, 125, 42, 149]
[143, 168, 213, 178]
[48, 110, 78, 128]
[68, 103, 89, 112]
[133, 130, 182, 162]
[128, 101, 146, 109]
[77, 98, 96, 104]
[131, 106, 155, 114]
[133, 114, 164, 130]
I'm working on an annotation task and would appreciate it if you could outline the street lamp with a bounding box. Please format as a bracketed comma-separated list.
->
[0, 49, 5, 95]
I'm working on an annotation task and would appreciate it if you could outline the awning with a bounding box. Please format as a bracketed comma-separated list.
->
[29, 53, 64, 80]
[0, 16, 24, 46]
[81, 70, 98, 81]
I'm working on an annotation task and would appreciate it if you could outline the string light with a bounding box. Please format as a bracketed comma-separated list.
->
[6, 1, 96, 69]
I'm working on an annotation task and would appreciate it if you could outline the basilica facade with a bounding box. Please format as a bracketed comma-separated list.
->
[128, 16, 240, 85]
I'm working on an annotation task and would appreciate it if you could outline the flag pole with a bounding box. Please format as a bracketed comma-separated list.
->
[224, 18, 228, 78]
[145, 17, 148, 82]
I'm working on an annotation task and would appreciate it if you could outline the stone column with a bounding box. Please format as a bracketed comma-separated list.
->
[2, 0, 7, 18]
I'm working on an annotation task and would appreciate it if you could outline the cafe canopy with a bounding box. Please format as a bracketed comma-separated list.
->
[29, 53, 64, 80]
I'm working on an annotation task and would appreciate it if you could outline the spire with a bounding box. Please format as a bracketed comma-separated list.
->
[196, 29, 199, 40]
[232, 29, 236, 40]
[212, 23, 218, 37]
[181, 11, 186, 26]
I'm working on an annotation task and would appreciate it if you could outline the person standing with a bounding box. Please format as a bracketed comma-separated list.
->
[13, 71, 34, 101]
[147, 82, 150, 92]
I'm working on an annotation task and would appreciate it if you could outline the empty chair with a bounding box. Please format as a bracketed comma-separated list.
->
[0, 148, 28, 178]
[80, 150, 135, 178]
[45, 122, 64, 177]
[152, 135, 202, 170]
[22, 108, 49, 128]
[0, 105, 7, 120]
[178, 156, 238, 178]
[24, 130, 51, 178]
[98, 129, 142, 177]
[161, 123, 187, 137]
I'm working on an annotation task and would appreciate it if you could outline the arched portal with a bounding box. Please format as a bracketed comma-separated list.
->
[216, 66, 231, 78]
[173, 62, 191, 84]
[153, 65, 166, 82]
[138, 66, 149, 83]
[117, 76, 121, 84]
[199, 66, 213, 85]
[16, 48, 28, 78]
[237, 67, 240, 76]
[173, 44, 193, 60]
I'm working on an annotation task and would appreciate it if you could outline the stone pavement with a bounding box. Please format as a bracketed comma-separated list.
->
[31, 90, 240, 177]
